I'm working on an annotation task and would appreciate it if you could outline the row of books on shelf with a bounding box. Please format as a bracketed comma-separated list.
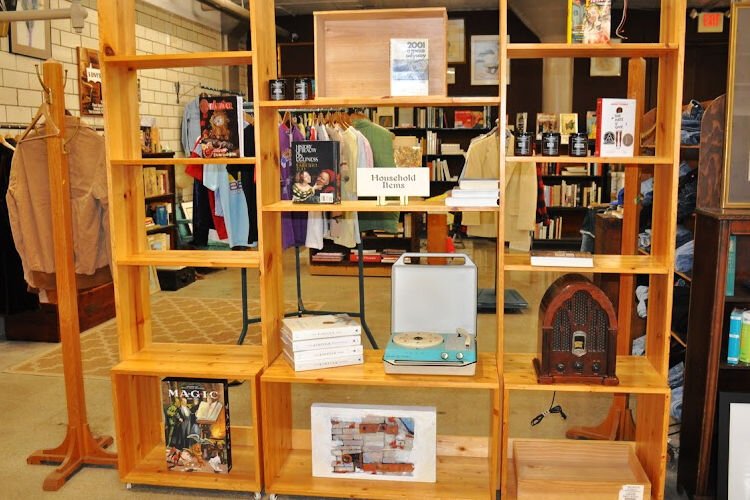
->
[311, 248, 407, 265]
[381, 106, 493, 130]
[143, 167, 171, 198]
[428, 159, 458, 182]
[282, 314, 364, 372]
[445, 179, 500, 207]
[540, 163, 603, 177]
[534, 216, 565, 240]
[543, 180, 602, 208]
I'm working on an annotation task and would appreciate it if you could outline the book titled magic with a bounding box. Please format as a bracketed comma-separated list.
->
[199, 96, 244, 158]
[291, 140, 341, 204]
[161, 378, 232, 473]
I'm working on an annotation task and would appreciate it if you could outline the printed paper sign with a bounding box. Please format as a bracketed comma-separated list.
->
[357, 168, 430, 197]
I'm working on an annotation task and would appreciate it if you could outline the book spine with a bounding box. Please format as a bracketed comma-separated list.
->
[728, 308, 743, 365]
[567, 0, 573, 43]
[223, 381, 233, 472]
[741, 311, 750, 364]
[726, 235, 736, 296]
[285, 344, 364, 362]
[282, 334, 361, 352]
[281, 325, 362, 342]
[595, 97, 603, 157]
[285, 353, 364, 371]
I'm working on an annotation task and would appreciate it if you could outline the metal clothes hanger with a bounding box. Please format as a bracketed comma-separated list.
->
[20, 66, 60, 141]
[0, 136, 15, 151]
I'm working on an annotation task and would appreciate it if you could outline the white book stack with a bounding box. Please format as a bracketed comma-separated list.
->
[445, 179, 500, 207]
[281, 314, 364, 372]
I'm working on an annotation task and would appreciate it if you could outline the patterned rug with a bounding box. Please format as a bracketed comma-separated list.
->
[6, 295, 319, 379]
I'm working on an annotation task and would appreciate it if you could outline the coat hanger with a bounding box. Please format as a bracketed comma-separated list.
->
[0, 135, 15, 151]
[281, 110, 291, 127]
[21, 68, 61, 141]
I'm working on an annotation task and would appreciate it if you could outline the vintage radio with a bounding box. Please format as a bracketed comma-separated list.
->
[533, 274, 619, 385]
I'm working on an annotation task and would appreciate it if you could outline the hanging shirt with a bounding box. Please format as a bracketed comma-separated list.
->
[7, 116, 111, 290]
[204, 165, 250, 248]
[280, 122, 307, 249]
[181, 97, 201, 156]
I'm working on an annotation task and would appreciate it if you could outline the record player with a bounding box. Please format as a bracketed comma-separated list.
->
[384, 253, 477, 376]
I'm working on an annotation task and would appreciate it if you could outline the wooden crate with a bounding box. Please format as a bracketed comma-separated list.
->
[512, 440, 651, 499]
[313, 8, 447, 98]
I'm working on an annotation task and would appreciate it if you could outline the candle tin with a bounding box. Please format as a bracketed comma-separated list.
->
[570, 132, 589, 157]
[514, 132, 533, 156]
[294, 78, 310, 100]
[269, 79, 287, 101]
[541, 132, 561, 156]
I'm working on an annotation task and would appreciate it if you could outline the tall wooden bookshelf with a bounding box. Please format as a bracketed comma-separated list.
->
[97, 1, 684, 498]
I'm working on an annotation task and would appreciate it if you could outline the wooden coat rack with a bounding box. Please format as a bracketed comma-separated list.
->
[24, 60, 117, 491]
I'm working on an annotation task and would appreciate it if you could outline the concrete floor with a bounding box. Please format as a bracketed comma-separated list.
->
[0, 240, 688, 499]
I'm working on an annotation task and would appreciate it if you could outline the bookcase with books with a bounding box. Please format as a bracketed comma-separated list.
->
[97, 1, 684, 499]
[143, 152, 177, 250]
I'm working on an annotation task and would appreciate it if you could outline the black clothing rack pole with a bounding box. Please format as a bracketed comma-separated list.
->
[236, 243, 377, 349]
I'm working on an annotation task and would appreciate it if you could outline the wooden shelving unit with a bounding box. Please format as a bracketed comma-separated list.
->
[498, 1, 684, 498]
[96, 0, 684, 498]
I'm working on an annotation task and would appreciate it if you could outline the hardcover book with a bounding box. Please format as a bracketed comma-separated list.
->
[291, 140, 341, 204]
[284, 344, 364, 363]
[390, 38, 429, 97]
[582, 0, 612, 44]
[199, 96, 244, 158]
[530, 250, 594, 267]
[458, 178, 501, 191]
[595, 98, 636, 157]
[282, 333, 362, 353]
[567, 0, 586, 44]
[161, 378, 232, 473]
[283, 352, 364, 372]
[281, 314, 362, 341]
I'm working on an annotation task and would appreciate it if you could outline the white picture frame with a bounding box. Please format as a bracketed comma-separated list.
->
[311, 403, 437, 483]
[447, 19, 465, 63]
[590, 39, 622, 77]
[10, 0, 52, 60]
[470, 35, 499, 86]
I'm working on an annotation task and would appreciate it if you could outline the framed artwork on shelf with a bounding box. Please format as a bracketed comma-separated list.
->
[311, 403, 437, 483]
[447, 19, 465, 63]
[718, 392, 750, 500]
[590, 39, 621, 77]
[10, 0, 52, 60]
[559, 113, 579, 144]
[470, 35, 499, 86]
[77, 47, 103, 116]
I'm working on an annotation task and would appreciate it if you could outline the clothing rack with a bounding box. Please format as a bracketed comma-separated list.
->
[236, 244, 377, 349]
[22, 60, 117, 490]
[174, 81, 245, 103]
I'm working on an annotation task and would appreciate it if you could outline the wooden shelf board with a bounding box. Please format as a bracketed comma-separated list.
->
[116, 250, 260, 268]
[145, 193, 174, 201]
[146, 224, 175, 234]
[309, 263, 392, 277]
[111, 158, 256, 166]
[507, 42, 677, 59]
[262, 350, 499, 390]
[503, 254, 669, 274]
[266, 449, 492, 499]
[262, 200, 498, 213]
[259, 96, 500, 109]
[507, 155, 672, 165]
[102, 51, 253, 70]
[112, 344, 264, 378]
[122, 440, 258, 492]
[503, 353, 668, 394]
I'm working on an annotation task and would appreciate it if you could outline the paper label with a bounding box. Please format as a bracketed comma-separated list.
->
[619, 484, 644, 500]
[356, 168, 430, 197]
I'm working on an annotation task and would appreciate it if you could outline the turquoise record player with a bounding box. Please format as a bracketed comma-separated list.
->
[383, 253, 477, 376]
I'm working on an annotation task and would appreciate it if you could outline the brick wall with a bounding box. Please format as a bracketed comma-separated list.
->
[0, 0, 248, 157]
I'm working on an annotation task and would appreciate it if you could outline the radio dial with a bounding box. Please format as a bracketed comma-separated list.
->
[441, 352, 449, 360]
[592, 361, 601, 373]
[556, 363, 566, 373]
[456, 352, 464, 360]
[573, 361, 584, 372]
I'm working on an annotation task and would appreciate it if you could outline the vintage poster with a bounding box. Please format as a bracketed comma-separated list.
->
[77, 47, 103, 115]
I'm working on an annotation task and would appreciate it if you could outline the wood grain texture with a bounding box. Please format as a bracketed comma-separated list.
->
[258, 96, 500, 108]
[696, 95, 726, 210]
[110, 158, 256, 166]
[503, 254, 669, 274]
[506, 154, 671, 165]
[116, 250, 260, 268]
[102, 51, 252, 70]
[263, 200, 499, 213]
[507, 42, 677, 59]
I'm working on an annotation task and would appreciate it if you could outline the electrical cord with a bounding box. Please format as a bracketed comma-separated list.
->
[530, 392, 568, 426]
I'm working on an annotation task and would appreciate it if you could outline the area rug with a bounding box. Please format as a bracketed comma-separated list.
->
[6, 295, 321, 379]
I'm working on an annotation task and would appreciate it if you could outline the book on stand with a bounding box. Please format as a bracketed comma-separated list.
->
[199, 96, 244, 158]
[291, 140, 341, 204]
[582, 0, 612, 44]
[595, 98, 636, 157]
[161, 378, 232, 473]
[567, 0, 586, 43]
[390, 38, 429, 96]
[536, 113, 559, 140]
[530, 250, 594, 267]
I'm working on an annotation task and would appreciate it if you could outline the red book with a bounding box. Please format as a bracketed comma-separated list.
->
[349, 253, 382, 263]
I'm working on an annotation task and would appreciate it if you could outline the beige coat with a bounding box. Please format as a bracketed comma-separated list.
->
[6, 116, 111, 290]
[461, 132, 536, 251]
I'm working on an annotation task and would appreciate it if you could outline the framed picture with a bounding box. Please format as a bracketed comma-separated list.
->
[77, 47, 104, 116]
[311, 403, 437, 483]
[718, 392, 750, 499]
[559, 112, 579, 144]
[590, 39, 621, 77]
[10, 0, 52, 60]
[447, 19, 465, 63]
[470, 35, 499, 86]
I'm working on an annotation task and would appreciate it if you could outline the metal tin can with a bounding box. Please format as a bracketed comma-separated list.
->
[541, 132, 560, 156]
[294, 78, 310, 100]
[514, 132, 532, 156]
[570, 132, 589, 157]
[269, 79, 287, 101]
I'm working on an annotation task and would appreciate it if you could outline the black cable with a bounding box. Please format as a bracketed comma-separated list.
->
[530, 392, 568, 426]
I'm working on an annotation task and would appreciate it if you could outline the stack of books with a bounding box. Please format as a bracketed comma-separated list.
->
[349, 249, 382, 263]
[282, 314, 364, 372]
[440, 143, 464, 155]
[445, 179, 500, 207]
[311, 251, 345, 263]
[381, 248, 406, 264]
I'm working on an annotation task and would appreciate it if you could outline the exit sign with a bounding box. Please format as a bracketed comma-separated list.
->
[698, 12, 724, 33]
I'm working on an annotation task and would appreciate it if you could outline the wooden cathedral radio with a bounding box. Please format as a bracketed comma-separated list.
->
[533, 274, 619, 385]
